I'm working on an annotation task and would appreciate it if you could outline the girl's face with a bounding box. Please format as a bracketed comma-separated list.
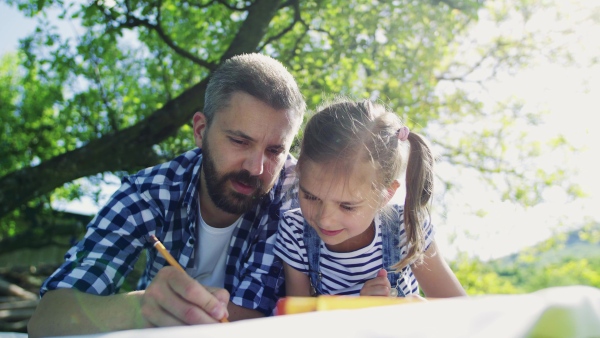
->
[299, 159, 393, 252]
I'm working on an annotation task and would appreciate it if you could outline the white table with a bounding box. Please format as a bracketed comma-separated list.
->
[5, 285, 600, 338]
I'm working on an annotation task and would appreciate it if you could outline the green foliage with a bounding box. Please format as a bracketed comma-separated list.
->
[274, 0, 478, 127]
[451, 224, 600, 295]
[450, 253, 523, 294]
[0, 50, 64, 174]
[522, 258, 600, 291]
[0, 0, 589, 258]
[577, 219, 600, 244]
[0, 0, 484, 217]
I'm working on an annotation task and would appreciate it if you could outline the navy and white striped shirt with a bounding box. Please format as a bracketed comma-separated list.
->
[274, 207, 434, 296]
[41, 148, 297, 315]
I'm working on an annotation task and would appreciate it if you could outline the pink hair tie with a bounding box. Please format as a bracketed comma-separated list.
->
[397, 126, 410, 141]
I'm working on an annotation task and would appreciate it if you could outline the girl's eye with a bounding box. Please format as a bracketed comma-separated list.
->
[340, 205, 356, 212]
[303, 193, 318, 201]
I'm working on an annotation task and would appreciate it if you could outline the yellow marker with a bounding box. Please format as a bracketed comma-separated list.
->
[276, 295, 425, 315]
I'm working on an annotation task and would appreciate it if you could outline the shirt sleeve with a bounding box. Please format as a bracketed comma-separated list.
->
[274, 210, 310, 274]
[423, 217, 436, 252]
[227, 217, 284, 316]
[227, 157, 306, 316]
[40, 176, 154, 297]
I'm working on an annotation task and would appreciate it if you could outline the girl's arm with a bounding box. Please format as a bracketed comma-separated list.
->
[282, 261, 313, 297]
[411, 241, 467, 298]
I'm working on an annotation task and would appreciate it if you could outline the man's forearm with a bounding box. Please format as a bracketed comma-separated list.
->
[28, 289, 147, 337]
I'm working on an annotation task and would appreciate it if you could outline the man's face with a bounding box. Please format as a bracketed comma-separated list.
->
[194, 91, 298, 216]
[201, 136, 266, 214]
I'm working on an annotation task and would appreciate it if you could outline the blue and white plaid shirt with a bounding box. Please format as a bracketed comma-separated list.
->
[41, 148, 298, 315]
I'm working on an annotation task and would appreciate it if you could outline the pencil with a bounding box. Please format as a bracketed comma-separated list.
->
[149, 235, 229, 323]
[150, 235, 186, 273]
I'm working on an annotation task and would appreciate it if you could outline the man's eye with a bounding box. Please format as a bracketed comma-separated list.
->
[229, 137, 246, 145]
[268, 148, 284, 156]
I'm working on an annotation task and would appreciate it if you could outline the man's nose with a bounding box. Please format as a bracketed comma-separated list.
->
[242, 150, 265, 176]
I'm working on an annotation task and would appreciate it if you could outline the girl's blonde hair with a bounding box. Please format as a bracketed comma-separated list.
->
[298, 99, 434, 270]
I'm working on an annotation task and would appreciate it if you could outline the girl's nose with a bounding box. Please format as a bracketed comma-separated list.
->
[317, 204, 335, 228]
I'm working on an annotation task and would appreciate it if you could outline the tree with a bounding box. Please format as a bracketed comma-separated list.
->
[0, 0, 581, 248]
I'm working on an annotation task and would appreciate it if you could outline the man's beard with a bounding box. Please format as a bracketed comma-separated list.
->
[201, 140, 268, 215]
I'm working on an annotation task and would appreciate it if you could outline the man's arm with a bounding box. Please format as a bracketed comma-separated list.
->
[28, 267, 230, 337]
[28, 289, 146, 337]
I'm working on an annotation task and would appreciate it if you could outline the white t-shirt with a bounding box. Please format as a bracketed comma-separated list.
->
[186, 202, 239, 288]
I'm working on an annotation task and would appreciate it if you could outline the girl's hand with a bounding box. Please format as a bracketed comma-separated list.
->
[360, 269, 392, 296]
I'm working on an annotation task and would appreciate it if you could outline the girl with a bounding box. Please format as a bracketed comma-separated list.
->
[274, 99, 466, 298]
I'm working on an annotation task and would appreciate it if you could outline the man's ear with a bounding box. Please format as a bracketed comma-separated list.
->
[193, 112, 208, 148]
[382, 180, 401, 205]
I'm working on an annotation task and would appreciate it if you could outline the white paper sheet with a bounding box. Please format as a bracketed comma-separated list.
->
[16, 285, 600, 338]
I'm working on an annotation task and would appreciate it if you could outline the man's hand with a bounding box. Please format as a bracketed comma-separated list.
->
[360, 269, 392, 297]
[141, 266, 230, 326]
[28, 267, 231, 337]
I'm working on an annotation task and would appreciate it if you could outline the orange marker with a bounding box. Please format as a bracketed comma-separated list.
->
[149, 235, 229, 323]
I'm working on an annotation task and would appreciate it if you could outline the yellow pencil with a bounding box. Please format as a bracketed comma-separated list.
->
[150, 235, 186, 273]
[149, 235, 229, 323]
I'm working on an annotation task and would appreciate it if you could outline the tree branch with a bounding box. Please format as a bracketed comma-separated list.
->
[0, 77, 210, 219]
[184, 0, 255, 11]
[284, 25, 309, 63]
[94, 0, 216, 70]
[220, 0, 284, 61]
[436, 46, 495, 82]
[257, 0, 301, 52]
[183, 0, 217, 9]
[129, 15, 217, 70]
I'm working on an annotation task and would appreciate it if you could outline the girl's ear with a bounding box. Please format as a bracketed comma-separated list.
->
[382, 180, 400, 205]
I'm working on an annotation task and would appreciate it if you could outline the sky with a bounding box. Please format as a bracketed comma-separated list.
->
[1, 0, 599, 261]
[0, 4, 74, 55]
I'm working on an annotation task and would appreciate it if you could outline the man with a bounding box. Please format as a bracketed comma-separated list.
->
[28, 53, 306, 336]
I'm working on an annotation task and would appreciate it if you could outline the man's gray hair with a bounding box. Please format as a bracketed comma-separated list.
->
[204, 53, 306, 129]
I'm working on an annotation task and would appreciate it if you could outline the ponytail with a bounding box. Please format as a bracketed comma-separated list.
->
[391, 131, 434, 271]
